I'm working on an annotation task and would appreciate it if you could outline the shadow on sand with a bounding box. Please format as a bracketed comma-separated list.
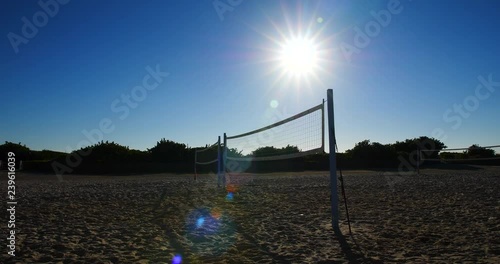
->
[318, 228, 382, 264]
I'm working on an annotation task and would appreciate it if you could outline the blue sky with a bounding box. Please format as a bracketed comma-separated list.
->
[1, 0, 499, 153]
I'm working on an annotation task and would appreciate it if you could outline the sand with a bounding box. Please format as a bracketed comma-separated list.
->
[1, 167, 499, 263]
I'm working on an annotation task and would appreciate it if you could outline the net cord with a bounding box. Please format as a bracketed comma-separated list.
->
[226, 103, 323, 140]
[195, 158, 219, 165]
[195, 141, 220, 153]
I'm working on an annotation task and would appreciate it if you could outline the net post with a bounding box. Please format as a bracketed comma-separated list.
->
[322, 99, 325, 151]
[222, 133, 227, 188]
[217, 136, 221, 187]
[194, 151, 197, 181]
[327, 89, 340, 234]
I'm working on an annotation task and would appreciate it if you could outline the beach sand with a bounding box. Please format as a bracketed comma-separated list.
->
[2, 167, 499, 263]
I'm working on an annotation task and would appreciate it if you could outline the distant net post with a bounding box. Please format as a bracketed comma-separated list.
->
[327, 89, 340, 233]
[194, 139, 221, 182]
[194, 151, 198, 180]
[217, 136, 222, 187]
[222, 133, 227, 188]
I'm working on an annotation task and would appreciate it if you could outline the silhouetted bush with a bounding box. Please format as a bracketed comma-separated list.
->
[30, 150, 66, 161]
[0, 141, 31, 169]
[466, 144, 495, 158]
[250, 145, 300, 157]
[343, 140, 398, 168]
[9, 135, 497, 174]
[392, 136, 446, 159]
[0, 141, 30, 162]
[77, 141, 147, 163]
[148, 138, 192, 163]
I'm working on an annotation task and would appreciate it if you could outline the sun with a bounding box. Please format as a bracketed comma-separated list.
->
[250, 4, 336, 89]
[279, 37, 319, 76]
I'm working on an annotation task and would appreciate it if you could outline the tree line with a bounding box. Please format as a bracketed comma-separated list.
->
[0, 136, 498, 174]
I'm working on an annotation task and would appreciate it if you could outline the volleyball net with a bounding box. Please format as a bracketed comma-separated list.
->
[219, 90, 341, 232]
[420, 144, 500, 165]
[223, 102, 324, 166]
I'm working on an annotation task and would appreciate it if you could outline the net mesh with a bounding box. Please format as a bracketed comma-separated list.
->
[195, 141, 220, 165]
[225, 103, 324, 162]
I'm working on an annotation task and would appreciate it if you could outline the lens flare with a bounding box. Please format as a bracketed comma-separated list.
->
[226, 184, 238, 193]
[270, 99, 279, 108]
[196, 217, 205, 228]
[184, 208, 237, 256]
[172, 254, 182, 264]
[210, 207, 222, 219]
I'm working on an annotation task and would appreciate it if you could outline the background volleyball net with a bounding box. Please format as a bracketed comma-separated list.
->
[223, 102, 324, 166]
[194, 138, 221, 180]
[420, 144, 500, 165]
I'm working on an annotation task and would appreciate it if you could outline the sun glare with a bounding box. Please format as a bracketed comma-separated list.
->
[252, 4, 335, 89]
[279, 37, 318, 76]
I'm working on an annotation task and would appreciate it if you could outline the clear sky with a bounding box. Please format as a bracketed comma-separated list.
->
[1, 0, 499, 153]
